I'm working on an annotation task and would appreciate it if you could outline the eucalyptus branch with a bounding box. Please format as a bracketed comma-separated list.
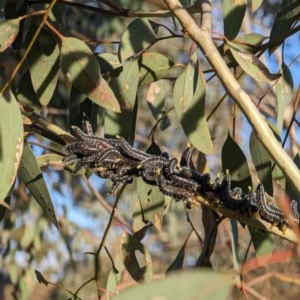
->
[164, 0, 300, 196]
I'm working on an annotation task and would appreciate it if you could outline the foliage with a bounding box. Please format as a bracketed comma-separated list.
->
[0, 0, 300, 299]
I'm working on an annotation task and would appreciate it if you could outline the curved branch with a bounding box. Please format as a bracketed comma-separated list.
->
[164, 0, 300, 195]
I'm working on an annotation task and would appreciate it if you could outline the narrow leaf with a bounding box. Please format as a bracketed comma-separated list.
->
[61, 37, 120, 112]
[18, 141, 59, 229]
[223, 0, 247, 40]
[286, 152, 300, 201]
[222, 133, 252, 191]
[0, 19, 19, 53]
[35, 270, 49, 286]
[119, 18, 156, 62]
[275, 63, 293, 132]
[0, 90, 23, 201]
[139, 53, 173, 85]
[146, 81, 171, 131]
[269, 0, 300, 55]
[120, 230, 153, 283]
[104, 58, 139, 143]
[228, 40, 281, 82]
[249, 227, 274, 265]
[15, 70, 42, 113]
[26, 25, 59, 106]
[173, 55, 213, 155]
[136, 178, 165, 233]
[166, 230, 193, 273]
[106, 269, 119, 300]
[249, 130, 273, 195]
[96, 53, 122, 74]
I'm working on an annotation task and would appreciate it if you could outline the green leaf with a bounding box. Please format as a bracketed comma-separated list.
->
[266, 120, 286, 188]
[249, 129, 273, 195]
[269, 0, 300, 55]
[35, 270, 49, 286]
[20, 223, 34, 249]
[18, 141, 59, 229]
[19, 269, 36, 300]
[104, 58, 139, 143]
[146, 81, 171, 131]
[119, 18, 156, 62]
[251, 0, 264, 12]
[117, 270, 232, 300]
[228, 40, 281, 82]
[136, 178, 165, 233]
[0, 90, 24, 201]
[15, 70, 42, 113]
[286, 152, 300, 201]
[223, 0, 247, 40]
[166, 230, 193, 273]
[36, 153, 64, 168]
[120, 230, 153, 283]
[276, 63, 293, 132]
[0, 18, 19, 53]
[26, 25, 59, 106]
[218, 33, 266, 67]
[249, 227, 274, 265]
[61, 37, 120, 112]
[106, 269, 119, 300]
[138, 53, 173, 85]
[221, 133, 252, 191]
[173, 53, 213, 155]
[96, 53, 122, 74]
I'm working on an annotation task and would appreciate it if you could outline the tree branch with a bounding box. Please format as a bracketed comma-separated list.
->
[164, 0, 300, 196]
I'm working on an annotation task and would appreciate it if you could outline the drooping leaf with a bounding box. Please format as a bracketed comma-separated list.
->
[286, 152, 300, 201]
[173, 53, 213, 155]
[118, 18, 156, 62]
[26, 25, 59, 106]
[275, 63, 293, 132]
[219, 33, 266, 67]
[146, 81, 171, 131]
[136, 178, 165, 233]
[106, 269, 119, 300]
[266, 120, 286, 188]
[138, 53, 173, 85]
[104, 58, 139, 143]
[60, 37, 120, 112]
[0, 18, 19, 53]
[249, 227, 274, 266]
[269, 0, 300, 55]
[249, 129, 273, 195]
[230, 220, 240, 272]
[223, 0, 247, 40]
[96, 53, 122, 74]
[5, 3, 27, 51]
[117, 270, 232, 300]
[228, 40, 281, 82]
[35, 270, 49, 286]
[48, 3, 65, 25]
[120, 230, 153, 283]
[15, 70, 42, 113]
[20, 223, 35, 249]
[19, 269, 36, 300]
[18, 141, 59, 229]
[0, 90, 23, 201]
[166, 230, 193, 273]
[222, 133, 252, 191]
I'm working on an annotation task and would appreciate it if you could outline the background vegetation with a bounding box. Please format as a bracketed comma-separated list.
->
[0, 0, 300, 299]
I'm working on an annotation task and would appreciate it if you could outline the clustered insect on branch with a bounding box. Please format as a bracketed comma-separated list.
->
[63, 115, 300, 233]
